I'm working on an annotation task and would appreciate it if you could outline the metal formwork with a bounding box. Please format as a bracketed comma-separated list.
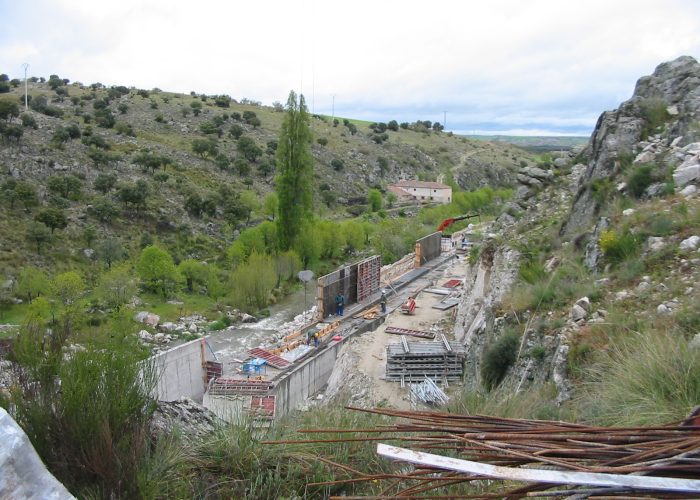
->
[415, 232, 442, 267]
[385, 335, 466, 382]
[316, 255, 381, 318]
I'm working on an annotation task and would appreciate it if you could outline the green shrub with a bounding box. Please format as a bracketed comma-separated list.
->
[519, 260, 546, 285]
[529, 345, 546, 361]
[640, 98, 670, 139]
[591, 177, 614, 205]
[567, 342, 593, 379]
[627, 165, 653, 198]
[647, 214, 675, 236]
[599, 229, 642, 264]
[4, 325, 156, 497]
[481, 330, 520, 391]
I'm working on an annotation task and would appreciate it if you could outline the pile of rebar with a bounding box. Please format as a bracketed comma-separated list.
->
[277, 406, 700, 498]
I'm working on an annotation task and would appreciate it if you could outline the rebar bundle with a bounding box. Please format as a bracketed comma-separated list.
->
[269, 406, 700, 498]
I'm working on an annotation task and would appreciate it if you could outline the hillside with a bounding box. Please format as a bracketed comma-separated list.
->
[0, 77, 531, 275]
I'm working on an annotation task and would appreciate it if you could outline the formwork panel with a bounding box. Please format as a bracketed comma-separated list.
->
[317, 255, 380, 318]
[357, 255, 381, 302]
[415, 232, 442, 267]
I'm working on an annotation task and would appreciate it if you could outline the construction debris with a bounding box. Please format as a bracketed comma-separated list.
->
[353, 305, 379, 320]
[409, 377, 449, 405]
[385, 335, 465, 382]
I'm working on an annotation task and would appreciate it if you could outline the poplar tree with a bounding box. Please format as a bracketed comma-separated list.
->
[275, 91, 313, 250]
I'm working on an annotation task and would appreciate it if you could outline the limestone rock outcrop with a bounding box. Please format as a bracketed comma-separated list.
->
[562, 56, 700, 235]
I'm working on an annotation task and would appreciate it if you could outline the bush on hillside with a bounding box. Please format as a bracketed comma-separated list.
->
[627, 165, 654, 198]
[481, 330, 520, 391]
[4, 323, 156, 497]
[599, 229, 642, 265]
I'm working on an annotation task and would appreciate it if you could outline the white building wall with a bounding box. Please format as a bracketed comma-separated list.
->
[404, 186, 452, 203]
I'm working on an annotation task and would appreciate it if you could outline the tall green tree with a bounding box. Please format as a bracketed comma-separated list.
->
[136, 245, 181, 297]
[16, 266, 50, 303]
[275, 91, 313, 250]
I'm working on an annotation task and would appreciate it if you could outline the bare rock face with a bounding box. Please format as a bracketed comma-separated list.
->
[562, 56, 700, 235]
[0, 408, 75, 499]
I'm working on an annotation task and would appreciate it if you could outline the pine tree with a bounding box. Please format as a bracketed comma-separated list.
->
[275, 91, 313, 250]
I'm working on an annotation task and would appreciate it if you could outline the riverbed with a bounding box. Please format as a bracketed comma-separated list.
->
[206, 284, 313, 374]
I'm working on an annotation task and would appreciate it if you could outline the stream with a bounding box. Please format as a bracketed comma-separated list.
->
[206, 284, 313, 373]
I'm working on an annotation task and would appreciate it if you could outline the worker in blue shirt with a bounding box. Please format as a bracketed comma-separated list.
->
[335, 292, 345, 316]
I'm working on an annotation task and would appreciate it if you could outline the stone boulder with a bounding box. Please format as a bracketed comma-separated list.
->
[135, 311, 160, 327]
[680, 235, 700, 251]
[0, 408, 75, 499]
[634, 150, 655, 164]
[680, 184, 697, 197]
[520, 166, 554, 182]
[570, 304, 588, 322]
[673, 163, 700, 187]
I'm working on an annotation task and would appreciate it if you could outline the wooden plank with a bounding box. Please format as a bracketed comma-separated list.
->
[376, 444, 700, 494]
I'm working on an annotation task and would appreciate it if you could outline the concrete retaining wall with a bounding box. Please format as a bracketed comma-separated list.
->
[272, 340, 343, 416]
[272, 317, 385, 417]
[150, 338, 213, 402]
[202, 393, 247, 423]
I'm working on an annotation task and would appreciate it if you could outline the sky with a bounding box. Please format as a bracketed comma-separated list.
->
[1, 0, 700, 136]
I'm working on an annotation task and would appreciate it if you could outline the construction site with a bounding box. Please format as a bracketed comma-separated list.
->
[149, 226, 475, 424]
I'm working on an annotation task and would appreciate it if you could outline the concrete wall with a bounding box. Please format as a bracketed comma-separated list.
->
[150, 338, 212, 402]
[272, 316, 385, 417]
[272, 340, 343, 416]
[202, 393, 248, 423]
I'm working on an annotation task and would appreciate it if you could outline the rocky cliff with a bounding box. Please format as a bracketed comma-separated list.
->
[562, 55, 700, 236]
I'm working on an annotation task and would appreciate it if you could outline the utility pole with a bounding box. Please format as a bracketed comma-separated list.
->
[331, 95, 335, 123]
[22, 63, 29, 111]
[443, 110, 447, 130]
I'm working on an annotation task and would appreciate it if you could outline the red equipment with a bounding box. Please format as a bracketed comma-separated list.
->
[436, 213, 478, 232]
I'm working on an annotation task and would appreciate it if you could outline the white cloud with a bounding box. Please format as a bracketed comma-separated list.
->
[1, 0, 699, 135]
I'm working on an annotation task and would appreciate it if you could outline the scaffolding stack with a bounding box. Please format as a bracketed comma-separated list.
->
[385, 335, 466, 382]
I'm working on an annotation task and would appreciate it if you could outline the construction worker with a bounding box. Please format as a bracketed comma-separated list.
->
[335, 292, 345, 316]
[380, 290, 387, 314]
[313, 331, 320, 347]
